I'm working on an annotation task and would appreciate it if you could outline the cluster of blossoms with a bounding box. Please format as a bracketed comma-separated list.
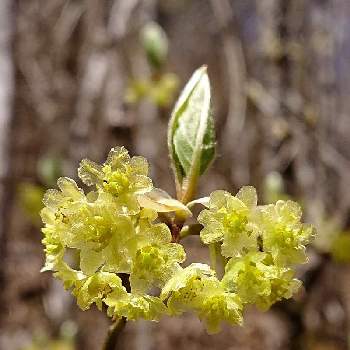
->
[41, 147, 184, 321]
[197, 188, 314, 318]
[41, 147, 314, 334]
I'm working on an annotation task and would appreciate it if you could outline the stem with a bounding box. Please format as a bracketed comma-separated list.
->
[180, 172, 200, 205]
[158, 212, 173, 226]
[209, 244, 217, 271]
[209, 243, 226, 278]
[169, 221, 182, 243]
[217, 251, 228, 279]
[102, 317, 127, 350]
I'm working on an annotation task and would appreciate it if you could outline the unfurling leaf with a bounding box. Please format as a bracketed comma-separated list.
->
[137, 188, 192, 217]
[168, 66, 215, 201]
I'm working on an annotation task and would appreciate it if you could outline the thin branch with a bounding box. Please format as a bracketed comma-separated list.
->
[102, 317, 127, 350]
[209, 0, 247, 142]
[108, 0, 141, 42]
[0, 0, 14, 313]
[247, 78, 350, 177]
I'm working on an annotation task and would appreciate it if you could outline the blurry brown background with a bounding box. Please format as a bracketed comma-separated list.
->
[1, 0, 350, 349]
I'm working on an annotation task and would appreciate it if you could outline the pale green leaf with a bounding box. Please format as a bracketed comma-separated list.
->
[168, 66, 215, 188]
[137, 188, 191, 216]
[187, 196, 210, 209]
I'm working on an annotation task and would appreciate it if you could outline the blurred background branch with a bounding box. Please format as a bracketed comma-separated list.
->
[1, 0, 350, 349]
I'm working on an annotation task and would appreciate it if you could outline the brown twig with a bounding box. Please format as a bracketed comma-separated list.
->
[102, 317, 127, 350]
[209, 0, 248, 185]
[209, 0, 247, 138]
